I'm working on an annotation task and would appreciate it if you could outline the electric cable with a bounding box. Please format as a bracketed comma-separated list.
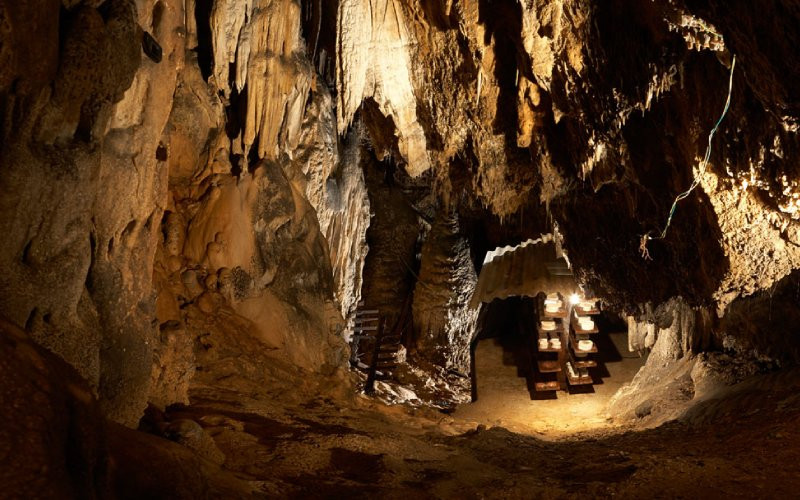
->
[640, 55, 736, 260]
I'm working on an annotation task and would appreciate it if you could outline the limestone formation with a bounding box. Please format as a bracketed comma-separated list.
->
[210, 0, 312, 161]
[412, 212, 477, 374]
[336, 0, 430, 176]
[2, 0, 800, 495]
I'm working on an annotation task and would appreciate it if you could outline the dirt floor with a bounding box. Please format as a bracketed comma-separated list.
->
[124, 359, 800, 499]
[453, 331, 646, 436]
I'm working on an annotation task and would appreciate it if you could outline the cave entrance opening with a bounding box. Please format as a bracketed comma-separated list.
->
[453, 238, 647, 435]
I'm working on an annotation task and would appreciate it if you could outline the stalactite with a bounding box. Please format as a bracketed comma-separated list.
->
[336, 0, 430, 176]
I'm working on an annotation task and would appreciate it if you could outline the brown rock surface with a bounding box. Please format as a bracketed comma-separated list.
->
[2, 0, 800, 496]
[412, 211, 477, 374]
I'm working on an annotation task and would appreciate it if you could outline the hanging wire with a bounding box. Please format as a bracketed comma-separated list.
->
[640, 55, 737, 260]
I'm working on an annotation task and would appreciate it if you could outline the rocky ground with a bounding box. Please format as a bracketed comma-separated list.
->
[130, 364, 800, 499]
[4, 315, 800, 499]
[3, 1, 800, 498]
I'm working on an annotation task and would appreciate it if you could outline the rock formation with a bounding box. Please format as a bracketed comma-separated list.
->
[412, 211, 477, 374]
[3, 0, 800, 495]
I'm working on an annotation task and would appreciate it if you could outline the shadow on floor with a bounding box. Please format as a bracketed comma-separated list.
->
[498, 332, 538, 400]
[470, 299, 641, 402]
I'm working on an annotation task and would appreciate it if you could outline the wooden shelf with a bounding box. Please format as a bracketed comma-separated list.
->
[573, 305, 601, 316]
[538, 345, 563, 353]
[529, 295, 603, 392]
[565, 361, 593, 385]
[566, 341, 597, 367]
[537, 295, 568, 318]
[566, 374, 594, 385]
[569, 333, 597, 354]
[538, 360, 561, 373]
[535, 380, 560, 391]
[534, 295, 572, 393]
[537, 326, 564, 336]
[570, 317, 599, 334]
[537, 333, 564, 353]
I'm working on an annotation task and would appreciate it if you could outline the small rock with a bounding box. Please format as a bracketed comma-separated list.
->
[164, 419, 226, 465]
[635, 401, 653, 419]
[196, 292, 222, 313]
[181, 270, 203, 298]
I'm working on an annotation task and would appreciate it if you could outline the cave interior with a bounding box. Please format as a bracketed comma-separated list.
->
[2, 0, 800, 497]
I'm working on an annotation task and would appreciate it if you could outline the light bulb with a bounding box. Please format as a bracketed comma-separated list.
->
[569, 293, 581, 305]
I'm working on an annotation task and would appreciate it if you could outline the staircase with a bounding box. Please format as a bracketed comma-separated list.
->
[350, 305, 404, 393]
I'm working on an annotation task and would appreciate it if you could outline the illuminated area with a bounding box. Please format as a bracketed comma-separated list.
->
[453, 241, 648, 436]
[454, 296, 646, 436]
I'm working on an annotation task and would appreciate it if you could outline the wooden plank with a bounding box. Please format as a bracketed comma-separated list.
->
[538, 345, 562, 353]
[350, 334, 376, 341]
[542, 309, 568, 319]
[566, 374, 594, 385]
[571, 317, 599, 334]
[538, 360, 561, 373]
[535, 381, 560, 391]
[537, 325, 564, 336]
[569, 333, 598, 354]
[356, 309, 379, 315]
[573, 360, 597, 369]
[354, 317, 379, 324]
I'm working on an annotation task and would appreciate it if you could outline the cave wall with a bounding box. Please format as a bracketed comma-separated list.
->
[3, 0, 800, 425]
[0, 0, 181, 425]
[0, 0, 367, 425]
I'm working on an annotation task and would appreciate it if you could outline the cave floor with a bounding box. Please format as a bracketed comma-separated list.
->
[453, 331, 646, 437]
[127, 365, 800, 498]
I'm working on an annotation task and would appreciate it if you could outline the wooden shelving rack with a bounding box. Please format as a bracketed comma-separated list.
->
[532, 294, 604, 393]
[565, 303, 601, 387]
[533, 293, 568, 392]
